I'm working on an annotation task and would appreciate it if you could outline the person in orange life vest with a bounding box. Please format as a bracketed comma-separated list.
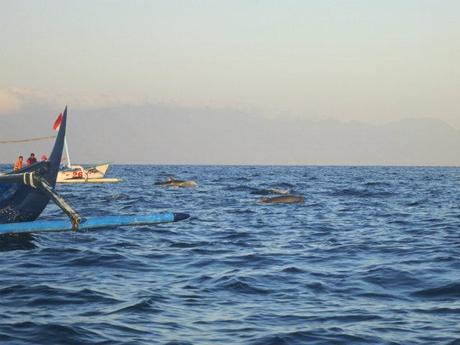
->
[13, 156, 23, 171]
[26, 153, 37, 166]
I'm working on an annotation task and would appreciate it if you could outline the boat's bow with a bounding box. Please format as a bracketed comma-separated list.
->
[0, 107, 67, 223]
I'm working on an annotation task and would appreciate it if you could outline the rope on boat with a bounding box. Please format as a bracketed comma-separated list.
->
[0, 135, 56, 144]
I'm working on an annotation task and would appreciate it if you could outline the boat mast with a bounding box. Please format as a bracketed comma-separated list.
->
[64, 136, 72, 168]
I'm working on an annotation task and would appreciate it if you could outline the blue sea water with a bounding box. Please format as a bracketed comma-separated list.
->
[0, 165, 459, 345]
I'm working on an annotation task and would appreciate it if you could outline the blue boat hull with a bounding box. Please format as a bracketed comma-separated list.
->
[0, 212, 190, 235]
[0, 108, 67, 223]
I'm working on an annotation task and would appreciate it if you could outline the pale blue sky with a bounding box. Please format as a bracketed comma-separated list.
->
[1, 0, 459, 126]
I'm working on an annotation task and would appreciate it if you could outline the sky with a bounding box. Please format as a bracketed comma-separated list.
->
[1, 0, 460, 164]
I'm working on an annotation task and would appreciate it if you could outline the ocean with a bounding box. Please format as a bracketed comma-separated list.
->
[0, 165, 459, 344]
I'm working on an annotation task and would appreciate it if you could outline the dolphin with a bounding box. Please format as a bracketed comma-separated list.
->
[155, 177, 198, 188]
[259, 195, 304, 204]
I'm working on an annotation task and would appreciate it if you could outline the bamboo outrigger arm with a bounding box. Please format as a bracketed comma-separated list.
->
[0, 171, 81, 230]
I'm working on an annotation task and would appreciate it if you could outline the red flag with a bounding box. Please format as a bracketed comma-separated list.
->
[53, 113, 62, 131]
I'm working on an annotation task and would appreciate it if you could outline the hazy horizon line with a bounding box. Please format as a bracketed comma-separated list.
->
[1, 162, 459, 168]
[1, 92, 459, 131]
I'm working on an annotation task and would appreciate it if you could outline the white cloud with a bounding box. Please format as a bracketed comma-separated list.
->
[0, 87, 151, 112]
[0, 89, 22, 114]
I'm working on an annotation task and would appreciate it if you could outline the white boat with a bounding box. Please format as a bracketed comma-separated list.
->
[56, 163, 111, 182]
[56, 130, 114, 183]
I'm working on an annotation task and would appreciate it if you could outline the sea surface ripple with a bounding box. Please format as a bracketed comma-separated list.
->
[1, 165, 459, 344]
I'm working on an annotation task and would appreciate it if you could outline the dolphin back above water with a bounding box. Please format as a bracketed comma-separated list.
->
[259, 195, 305, 204]
[155, 177, 198, 188]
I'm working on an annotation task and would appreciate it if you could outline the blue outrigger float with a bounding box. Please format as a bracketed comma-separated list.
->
[0, 107, 189, 235]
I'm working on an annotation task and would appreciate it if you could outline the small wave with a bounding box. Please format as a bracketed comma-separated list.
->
[0, 321, 105, 345]
[214, 277, 271, 295]
[190, 248, 231, 255]
[305, 282, 327, 293]
[104, 240, 141, 249]
[226, 208, 256, 215]
[249, 330, 373, 345]
[0, 284, 119, 307]
[227, 253, 281, 267]
[186, 258, 215, 268]
[38, 247, 82, 255]
[221, 280, 270, 295]
[102, 193, 132, 201]
[169, 241, 210, 249]
[191, 274, 213, 284]
[281, 266, 305, 274]
[331, 188, 393, 198]
[106, 297, 161, 315]
[275, 182, 295, 188]
[213, 176, 250, 183]
[414, 307, 460, 315]
[66, 252, 147, 270]
[387, 219, 412, 226]
[405, 199, 426, 206]
[357, 292, 404, 301]
[223, 185, 258, 193]
[362, 181, 392, 187]
[363, 267, 421, 288]
[412, 282, 460, 299]
[218, 231, 253, 240]
[314, 314, 383, 323]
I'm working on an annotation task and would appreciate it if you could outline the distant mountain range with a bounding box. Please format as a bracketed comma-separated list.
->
[1, 104, 459, 166]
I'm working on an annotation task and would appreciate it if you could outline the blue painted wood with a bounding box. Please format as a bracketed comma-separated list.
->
[0, 212, 189, 235]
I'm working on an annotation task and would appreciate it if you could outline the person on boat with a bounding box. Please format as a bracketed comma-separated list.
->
[13, 156, 23, 171]
[40, 154, 48, 161]
[26, 153, 37, 166]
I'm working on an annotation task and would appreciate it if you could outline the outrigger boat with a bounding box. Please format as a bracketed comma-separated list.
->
[56, 163, 114, 182]
[0, 107, 189, 235]
[55, 114, 120, 183]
